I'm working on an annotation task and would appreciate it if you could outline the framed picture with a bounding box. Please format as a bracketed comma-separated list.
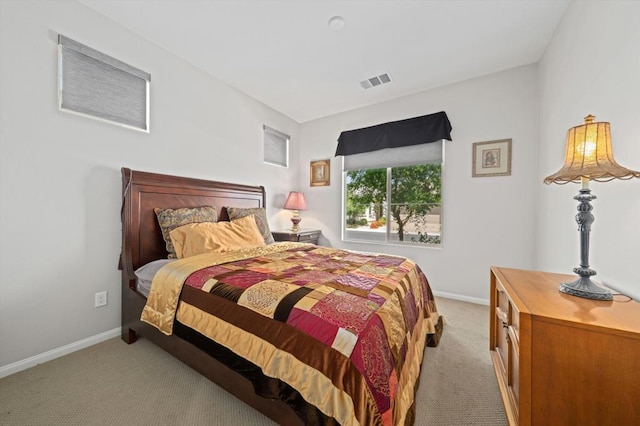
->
[310, 159, 330, 186]
[472, 139, 512, 177]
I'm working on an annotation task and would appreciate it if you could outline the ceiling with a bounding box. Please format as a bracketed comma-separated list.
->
[80, 0, 570, 123]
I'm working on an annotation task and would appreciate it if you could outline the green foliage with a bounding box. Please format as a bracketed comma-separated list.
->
[347, 164, 441, 242]
[345, 198, 365, 227]
[346, 168, 386, 220]
[411, 232, 441, 245]
[390, 164, 441, 241]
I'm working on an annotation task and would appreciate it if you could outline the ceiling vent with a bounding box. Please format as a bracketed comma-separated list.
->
[360, 73, 392, 90]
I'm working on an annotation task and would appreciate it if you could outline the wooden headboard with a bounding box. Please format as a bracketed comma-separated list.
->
[120, 167, 266, 278]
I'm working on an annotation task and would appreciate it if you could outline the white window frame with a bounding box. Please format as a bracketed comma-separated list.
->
[342, 140, 445, 247]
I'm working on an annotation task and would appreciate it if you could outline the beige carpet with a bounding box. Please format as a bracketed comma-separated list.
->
[0, 297, 507, 425]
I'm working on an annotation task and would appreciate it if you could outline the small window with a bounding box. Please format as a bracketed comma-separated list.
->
[58, 35, 150, 132]
[263, 125, 289, 167]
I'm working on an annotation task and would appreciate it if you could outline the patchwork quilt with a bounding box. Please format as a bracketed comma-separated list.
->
[142, 242, 440, 425]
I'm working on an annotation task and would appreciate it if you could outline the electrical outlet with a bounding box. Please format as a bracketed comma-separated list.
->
[95, 291, 107, 308]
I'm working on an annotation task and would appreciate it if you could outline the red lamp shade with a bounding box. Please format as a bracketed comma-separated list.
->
[284, 192, 307, 211]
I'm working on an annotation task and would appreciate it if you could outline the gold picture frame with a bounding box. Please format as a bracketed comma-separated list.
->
[310, 159, 330, 186]
[472, 139, 512, 177]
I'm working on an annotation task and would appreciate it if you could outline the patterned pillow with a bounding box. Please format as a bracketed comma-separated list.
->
[226, 206, 275, 244]
[154, 206, 218, 258]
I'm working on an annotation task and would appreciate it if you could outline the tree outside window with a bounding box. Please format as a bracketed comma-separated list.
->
[345, 163, 442, 245]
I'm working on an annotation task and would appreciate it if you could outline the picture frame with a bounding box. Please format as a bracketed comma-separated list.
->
[472, 139, 512, 177]
[310, 159, 330, 186]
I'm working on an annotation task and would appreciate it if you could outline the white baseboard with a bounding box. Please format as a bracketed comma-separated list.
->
[0, 327, 120, 379]
[433, 290, 490, 306]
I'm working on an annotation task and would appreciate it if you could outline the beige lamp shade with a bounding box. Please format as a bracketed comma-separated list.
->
[544, 115, 640, 184]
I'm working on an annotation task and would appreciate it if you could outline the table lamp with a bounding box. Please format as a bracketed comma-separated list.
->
[544, 115, 640, 300]
[284, 191, 307, 232]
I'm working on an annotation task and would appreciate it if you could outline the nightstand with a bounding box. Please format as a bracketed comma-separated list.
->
[272, 229, 321, 245]
[489, 267, 640, 425]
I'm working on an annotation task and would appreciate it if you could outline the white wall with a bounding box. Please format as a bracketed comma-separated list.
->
[4, 0, 637, 374]
[537, 1, 640, 299]
[0, 0, 300, 368]
[299, 65, 540, 303]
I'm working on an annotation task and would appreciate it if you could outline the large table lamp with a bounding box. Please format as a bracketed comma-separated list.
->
[544, 115, 640, 300]
[284, 191, 307, 232]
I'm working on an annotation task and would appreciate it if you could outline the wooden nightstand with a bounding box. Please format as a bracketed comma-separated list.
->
[272, 229, 321, 245]
[489, 267, 640, 425]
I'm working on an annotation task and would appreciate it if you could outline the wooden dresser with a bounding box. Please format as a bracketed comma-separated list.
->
[489, 267, 640, 426]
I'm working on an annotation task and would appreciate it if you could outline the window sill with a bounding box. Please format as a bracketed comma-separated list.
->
[341, 237, 442, 250]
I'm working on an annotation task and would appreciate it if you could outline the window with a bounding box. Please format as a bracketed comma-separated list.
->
[263, 125, 289, 167]
[343, 141, 443, 246]
[58, 35, 150, 132]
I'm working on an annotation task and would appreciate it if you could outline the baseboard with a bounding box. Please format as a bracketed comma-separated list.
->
[433, 290, 490, 306]
[0, 327, 120, 379]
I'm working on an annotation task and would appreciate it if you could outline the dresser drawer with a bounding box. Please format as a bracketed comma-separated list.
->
[298, 233, 315, 242]
[497, 284, 509, 316]
[495, 312, 509, 376]
[272, 230, 321, 245]
[510, 303, 520, 342]
[496, 280, 519, 342]
[493, 281, 510, 379]
[508, 335, 520, 409]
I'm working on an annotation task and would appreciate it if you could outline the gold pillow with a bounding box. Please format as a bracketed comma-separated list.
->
[154, 206, 218, 258]
[226, 207, 275, 244]
[169, 215, 266, 258]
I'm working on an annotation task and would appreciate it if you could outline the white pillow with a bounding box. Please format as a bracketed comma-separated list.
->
[134, 259, 175, 295]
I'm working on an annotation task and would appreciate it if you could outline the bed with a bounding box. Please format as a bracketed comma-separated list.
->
[119, 167, 443, 425]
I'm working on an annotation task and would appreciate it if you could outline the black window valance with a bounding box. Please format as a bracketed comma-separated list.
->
[335, 111, 452, 157]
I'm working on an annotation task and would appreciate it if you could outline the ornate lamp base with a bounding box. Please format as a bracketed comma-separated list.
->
[290, 213, 301, 232]
[559, 274, 613, 301]
[558, 183, 613, 301]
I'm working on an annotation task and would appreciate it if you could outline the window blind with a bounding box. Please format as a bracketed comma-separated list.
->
[58, 35, 151, 132]
[263, 125, 289, 167]
[343, 140, 443, 171]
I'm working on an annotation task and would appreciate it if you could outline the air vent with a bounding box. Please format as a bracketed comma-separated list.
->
[360, 73, 392, 90]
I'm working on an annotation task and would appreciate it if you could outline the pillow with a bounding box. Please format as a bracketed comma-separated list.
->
[134, 259, 175, 296]
[226, 206, 275, 244]
[169, 215, 266, 259]
[154, 206, 218, 258]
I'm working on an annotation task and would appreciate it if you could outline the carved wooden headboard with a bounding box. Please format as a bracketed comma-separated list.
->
[120, 168, 266, 279]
